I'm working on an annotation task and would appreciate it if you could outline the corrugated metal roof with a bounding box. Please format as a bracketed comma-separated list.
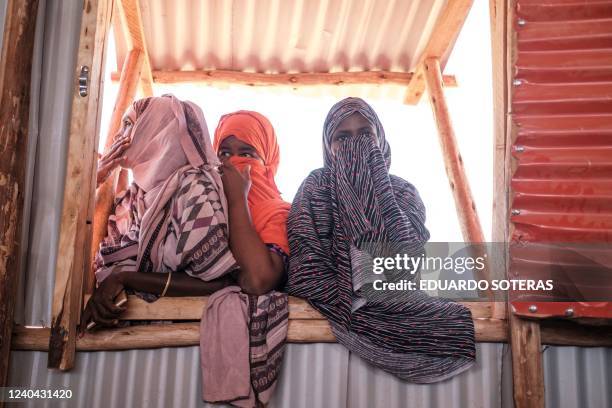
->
[115, 0, 447, 74]
[508, 0, 612, 317]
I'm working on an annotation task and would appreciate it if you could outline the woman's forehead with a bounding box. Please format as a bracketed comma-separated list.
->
[334, 112, 374, 132]
[219, 135, 257, 151]
[123, 107, 137, 121]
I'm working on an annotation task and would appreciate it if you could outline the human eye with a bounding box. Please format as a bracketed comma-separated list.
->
[218, 150, 230, 158]
[335, 133, 348, 142]
[240, 152, 254, 158]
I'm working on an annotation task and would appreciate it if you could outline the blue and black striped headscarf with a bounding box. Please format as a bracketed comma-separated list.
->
[322, 97, 391, 169]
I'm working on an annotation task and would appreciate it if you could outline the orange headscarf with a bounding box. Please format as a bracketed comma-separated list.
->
[213, 111, 290, 254]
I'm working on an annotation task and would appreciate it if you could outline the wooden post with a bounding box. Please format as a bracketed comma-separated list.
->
[0, 0, 40, 391]
[48, 0, 112, 371]
[87, 48, 143, 295]
[509, 313, 545, 408]
[489, 0, 510, 323]
[424, 57, 486, 243]
[423, 57, 493, 303]
[501, 1, 545, 406]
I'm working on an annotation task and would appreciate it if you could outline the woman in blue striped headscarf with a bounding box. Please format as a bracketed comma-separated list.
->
[287, 97, 476, 383]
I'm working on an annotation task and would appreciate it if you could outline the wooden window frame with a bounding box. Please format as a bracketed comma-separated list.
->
[39, 0, 509, 372]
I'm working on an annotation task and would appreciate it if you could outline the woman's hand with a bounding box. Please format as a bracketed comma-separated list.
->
[220, 162, 251, 206]
[97, 135, 131, 188]
[80, 273, 126, 334]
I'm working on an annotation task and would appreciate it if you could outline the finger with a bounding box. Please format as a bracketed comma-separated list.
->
[98, 157, 124, 178]
[104, 138, 130, 160]
[106, 141, 130, 160]
[242, 165, 251, 180]
[110, 157, 124, 168]
[89, 304, 114, 327]
[93, 299, 118, 320]
[80, 304, 92, 335]
[222, 161, 236, 171]
[102, 296, 125, 315]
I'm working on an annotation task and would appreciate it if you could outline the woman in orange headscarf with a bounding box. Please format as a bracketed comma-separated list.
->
[213, 110, 290, 295]
[199, 111, 290, 407]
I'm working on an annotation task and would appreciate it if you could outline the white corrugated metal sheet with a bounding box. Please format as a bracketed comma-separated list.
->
[9, 344, 508, 408]
[116, 0, 446, 74]
[9, 344, 349, 408]
[542, 346, 612, 408]
[348, 342, 504, 408]
[9, 344, 612, 407]
[14, 0, 83, 327]
[0, 0, 7, 52]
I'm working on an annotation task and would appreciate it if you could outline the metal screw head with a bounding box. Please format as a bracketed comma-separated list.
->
[513, 79, 523, 86]
[518, 18, 527, 27]
[565, 308, 574, 317]
[78, 66, 90, 97]
[528, 305, 538, 313]
[511, 209, 521, 216]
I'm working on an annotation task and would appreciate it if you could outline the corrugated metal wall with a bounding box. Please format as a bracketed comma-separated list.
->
[542, 346, 612, 408]
[14, 0, 83, 326]
[508, 0, 612, 314]
[9, 344, 507, 408]
[0, 0, 7, 52]
[10, 344, 612, 408]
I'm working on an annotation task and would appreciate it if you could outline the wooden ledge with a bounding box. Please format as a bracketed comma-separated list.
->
[95, 295, 507, 321]
[12, 318, 507, 352]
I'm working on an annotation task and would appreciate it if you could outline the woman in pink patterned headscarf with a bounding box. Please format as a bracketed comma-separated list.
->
[83, 94, 238, 326]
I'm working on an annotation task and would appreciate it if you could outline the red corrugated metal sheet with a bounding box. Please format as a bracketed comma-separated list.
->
[509, 0, 612, 319]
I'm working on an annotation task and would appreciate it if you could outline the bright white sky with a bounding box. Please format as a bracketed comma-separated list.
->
[99, 0, 493, 243]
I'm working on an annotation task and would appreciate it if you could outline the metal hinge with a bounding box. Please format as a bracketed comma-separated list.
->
[79, 66, 89, 97]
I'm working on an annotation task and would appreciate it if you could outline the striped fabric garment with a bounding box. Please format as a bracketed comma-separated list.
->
[287, 97, 476, 383]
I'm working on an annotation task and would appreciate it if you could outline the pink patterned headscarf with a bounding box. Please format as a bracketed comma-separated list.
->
[122, 94, 222, 192]
[95, 94, 235, 284]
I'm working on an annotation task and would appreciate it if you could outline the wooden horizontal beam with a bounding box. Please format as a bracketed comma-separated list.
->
[539, 319, 612, 347]
[12, 318, 507, 351]
[110, 70, 458, 88]
[85, 295, 506, 321]
[14, 317, 612, 351]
